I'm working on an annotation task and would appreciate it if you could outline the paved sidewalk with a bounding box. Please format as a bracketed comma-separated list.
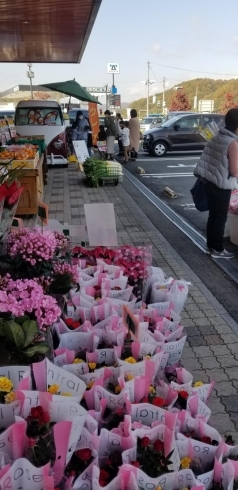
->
[44, 165, 238, 440]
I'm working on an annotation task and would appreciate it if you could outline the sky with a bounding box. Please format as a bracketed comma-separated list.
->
[1, 0, 238, 104]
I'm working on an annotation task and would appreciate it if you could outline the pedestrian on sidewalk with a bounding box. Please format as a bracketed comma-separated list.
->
[129, 109, 140, 161]
[115, 113, 123, 156]
[72, 111, 90, 143]
[119, 120, 130, 163]
[194, 108, 238, 259]
[104, 110, 117, 160]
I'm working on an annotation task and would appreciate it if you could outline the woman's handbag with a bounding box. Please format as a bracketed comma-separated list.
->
[190, 178, 209, 212]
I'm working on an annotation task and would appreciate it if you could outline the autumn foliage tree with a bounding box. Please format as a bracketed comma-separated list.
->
[169, 89, 191, 111]
[220, 92, 238, 114]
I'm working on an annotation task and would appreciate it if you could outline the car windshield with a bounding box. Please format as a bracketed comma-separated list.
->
[161, 116, 182, 128]
[141, 118, 153, 124]
[15, 107, 63, 126]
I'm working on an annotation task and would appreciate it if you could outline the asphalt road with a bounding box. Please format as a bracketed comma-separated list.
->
[124, 149, 238, 259]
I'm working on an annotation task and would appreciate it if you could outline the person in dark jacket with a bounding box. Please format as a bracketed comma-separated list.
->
[104, 110, 117, 159]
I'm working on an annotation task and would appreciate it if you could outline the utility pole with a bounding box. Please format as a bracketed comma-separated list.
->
[147, 61, 150, 117]
[162, 77, 166, 114]
[105, 84, 109, 110]
[26, 63, 34, 99]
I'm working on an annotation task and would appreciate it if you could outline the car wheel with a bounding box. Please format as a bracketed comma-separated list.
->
[152, 141, 168, 157]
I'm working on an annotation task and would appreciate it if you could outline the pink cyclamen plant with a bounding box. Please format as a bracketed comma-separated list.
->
[0, 277, 60, 329]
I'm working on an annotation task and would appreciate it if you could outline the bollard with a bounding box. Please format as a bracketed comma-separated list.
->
[137, 167, 146, 174]
[164, 187, 177, 199]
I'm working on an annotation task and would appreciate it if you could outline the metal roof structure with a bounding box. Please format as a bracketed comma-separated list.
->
[0, 0, 101, 63]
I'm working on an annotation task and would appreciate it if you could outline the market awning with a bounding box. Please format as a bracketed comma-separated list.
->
[0, 0, 101, 63]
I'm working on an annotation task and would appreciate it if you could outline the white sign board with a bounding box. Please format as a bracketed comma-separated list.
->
[73, 140, 89, 163]
[84, 203, 118, 246]
[107, 63, 120, 74]
[198, 100, 214, 113]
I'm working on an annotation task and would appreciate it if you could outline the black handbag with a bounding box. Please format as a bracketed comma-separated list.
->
[190, 178, 209, 212]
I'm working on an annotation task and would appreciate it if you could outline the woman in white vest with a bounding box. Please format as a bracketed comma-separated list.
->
[194, 108, 238, 259]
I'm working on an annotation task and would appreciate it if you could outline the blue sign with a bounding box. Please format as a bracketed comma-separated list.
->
[111, 86, 117, 94]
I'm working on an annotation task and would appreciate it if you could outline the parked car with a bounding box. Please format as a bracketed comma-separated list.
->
[140, 116, 159, 133]
[149, 116, 164, 129]
[163, 111, 197, 122]
[143, 113, 225, 157]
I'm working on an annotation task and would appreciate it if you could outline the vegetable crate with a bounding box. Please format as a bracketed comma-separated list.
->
[99, 164, 123, 186]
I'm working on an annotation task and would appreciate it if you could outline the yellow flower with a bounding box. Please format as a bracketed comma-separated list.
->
[125, 374, 134, 381]
[143, 355, 151, 359]
[124, 357, 137, 364]
[87, 381, 94, 390]
[155, 487, 162, 490]
[180, 457, 191, 469]
[194, 381, 203, 387]
[88, 363, 96, 370]
[5, 392, 16, 404]
[115, 384, 121, 394]
[73, 358, 84, 364]
[61, 392, 72, 397]
[181, 488, 190, 490]
[149, 385, 156, 394]
[0, 377, 13, 393]
[47, 384, 60, 395]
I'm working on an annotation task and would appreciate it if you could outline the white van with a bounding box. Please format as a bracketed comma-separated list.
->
[15, 100, 68, 165]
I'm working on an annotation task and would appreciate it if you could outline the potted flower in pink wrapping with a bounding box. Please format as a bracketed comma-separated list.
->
[0, 180, 24, 247]
[0, 276, 60, 365]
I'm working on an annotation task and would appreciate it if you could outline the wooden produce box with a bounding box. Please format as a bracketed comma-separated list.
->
[11, 151, 39, 169]
[16, 154, 44, 215]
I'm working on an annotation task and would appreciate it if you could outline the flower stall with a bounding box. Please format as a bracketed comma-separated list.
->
[0, 231, 236, 490]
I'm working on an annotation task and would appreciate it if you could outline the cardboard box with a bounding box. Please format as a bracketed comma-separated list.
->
[0, 151, 39, 169]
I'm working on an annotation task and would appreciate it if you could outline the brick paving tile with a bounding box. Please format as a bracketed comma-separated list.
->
[200, 357, 221, 370]
[204, 334, 224, 346]
[214, 381, 237, 397]
[205, 368, 229, 382]
[44, 167, 238, 434]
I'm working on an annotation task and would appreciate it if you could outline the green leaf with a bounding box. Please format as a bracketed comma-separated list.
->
[22, 320, 39, 347]
[14, 315, 30, 325]
[5, 321, 25, 348]
[24, 344, 49, 357]
[0, 320, 6, 337]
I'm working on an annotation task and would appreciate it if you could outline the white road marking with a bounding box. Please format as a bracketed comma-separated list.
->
[141, 173, 194, 178]
[138, 157, 199, 162]
[167, 164, 196, 168]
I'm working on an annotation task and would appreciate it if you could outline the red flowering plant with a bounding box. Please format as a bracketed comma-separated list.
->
[139, 386, 167, 408]
[65, 448, 94, 482]
[64, 317, 82, 331]
[71, 246, 116, 263]
[223, 434, 238, 463]
[181, 428, 219, 447]
[99, 451, 123, 487]
[174, 389, 189, 410]
[25, 406, 56, 467]
[130, 436, 174, 478]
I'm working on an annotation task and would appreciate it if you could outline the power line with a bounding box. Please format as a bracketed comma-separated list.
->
[150, 61, 238, 77]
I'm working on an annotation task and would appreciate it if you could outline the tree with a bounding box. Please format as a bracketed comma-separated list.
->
[169, 89, 191, 111]
[34, 91, 51, 100]
[220, 92, 238, 114]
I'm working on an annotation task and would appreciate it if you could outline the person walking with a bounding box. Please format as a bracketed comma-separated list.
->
[194, 108, 238, 259]
[119, 120, 130, 163]
[115, 113, 123, 156]
[72, 111, 90, 142]
[104, 110, 117, 160]
[129, 109, 140, 161]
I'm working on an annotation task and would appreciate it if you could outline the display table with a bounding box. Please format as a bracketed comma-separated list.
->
[16, 153, 45, 215]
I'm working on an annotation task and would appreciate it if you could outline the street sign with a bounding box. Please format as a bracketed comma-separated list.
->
[198, 100, 214, 113]
[109, 94, 121, 109]
[85, 87, 110, 94]
[107, 63, 120, 74]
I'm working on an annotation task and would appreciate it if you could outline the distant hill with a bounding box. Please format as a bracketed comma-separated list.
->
[128, 78, 238, 114]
